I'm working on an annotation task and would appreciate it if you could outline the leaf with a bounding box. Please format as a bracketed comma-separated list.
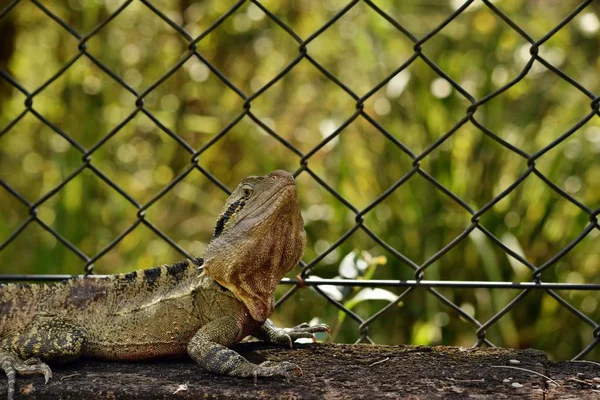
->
[310, 275, 344, 301]
[344, 288, 399, 311]
[469, 229, 500, 281]
[338, 251, 358, 278]
[500, 232, 530, 278]
[353, 288, 398, 303]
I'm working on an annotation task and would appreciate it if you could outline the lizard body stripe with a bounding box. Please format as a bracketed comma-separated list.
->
[166, 260, 190, 280]
[124, 271, 137, 281]
[213, 200, 245, 239]
[143, 267, 162, 285]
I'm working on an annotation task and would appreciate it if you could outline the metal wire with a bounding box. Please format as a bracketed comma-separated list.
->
[1, 0, 599, 359]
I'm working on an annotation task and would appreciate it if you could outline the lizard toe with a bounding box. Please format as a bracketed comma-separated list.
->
[255, 361, 303, 380]
[23, 357, 42, 366]
[269, 334, 294, 348]
[1, 353, 18, 400]
[4, 366, 15, 400]
[286, 323, 331, 340]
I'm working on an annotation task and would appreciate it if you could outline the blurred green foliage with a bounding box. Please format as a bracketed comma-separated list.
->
[0, 0, 599, 360]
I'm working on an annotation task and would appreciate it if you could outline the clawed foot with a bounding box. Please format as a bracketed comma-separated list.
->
[1, 353, 53, 400]
[269, 322, 331, 348]
[252, 361, 303, 383]
[22, 357, 52, 383]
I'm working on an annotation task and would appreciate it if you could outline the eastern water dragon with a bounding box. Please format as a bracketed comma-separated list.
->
[0, 170, 329, 399]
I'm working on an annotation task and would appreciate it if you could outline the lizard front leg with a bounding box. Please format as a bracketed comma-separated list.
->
[252, 319, 331, 348]
[187, 316, 301, 380]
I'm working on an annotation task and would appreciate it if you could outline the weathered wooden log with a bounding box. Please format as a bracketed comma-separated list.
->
[0, 343, 597, 399]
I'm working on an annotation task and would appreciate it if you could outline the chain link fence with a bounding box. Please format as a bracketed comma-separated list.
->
[1, 0, 599, 360]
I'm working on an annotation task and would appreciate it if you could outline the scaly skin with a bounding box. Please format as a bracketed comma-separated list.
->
[0, 170, 329, 400]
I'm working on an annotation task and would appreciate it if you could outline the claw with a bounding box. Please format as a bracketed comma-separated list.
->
[294, 364, 304, 377]
[44, 368, 52, 384]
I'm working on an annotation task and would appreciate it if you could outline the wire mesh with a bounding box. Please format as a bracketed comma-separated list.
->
[0, 0, 599, 360]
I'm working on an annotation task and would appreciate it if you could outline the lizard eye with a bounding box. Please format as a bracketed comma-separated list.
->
[241, 184, 254, 199]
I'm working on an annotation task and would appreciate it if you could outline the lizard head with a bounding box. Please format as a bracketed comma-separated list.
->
[209, 170, 302, 242]
[203, 170, 306, 322]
